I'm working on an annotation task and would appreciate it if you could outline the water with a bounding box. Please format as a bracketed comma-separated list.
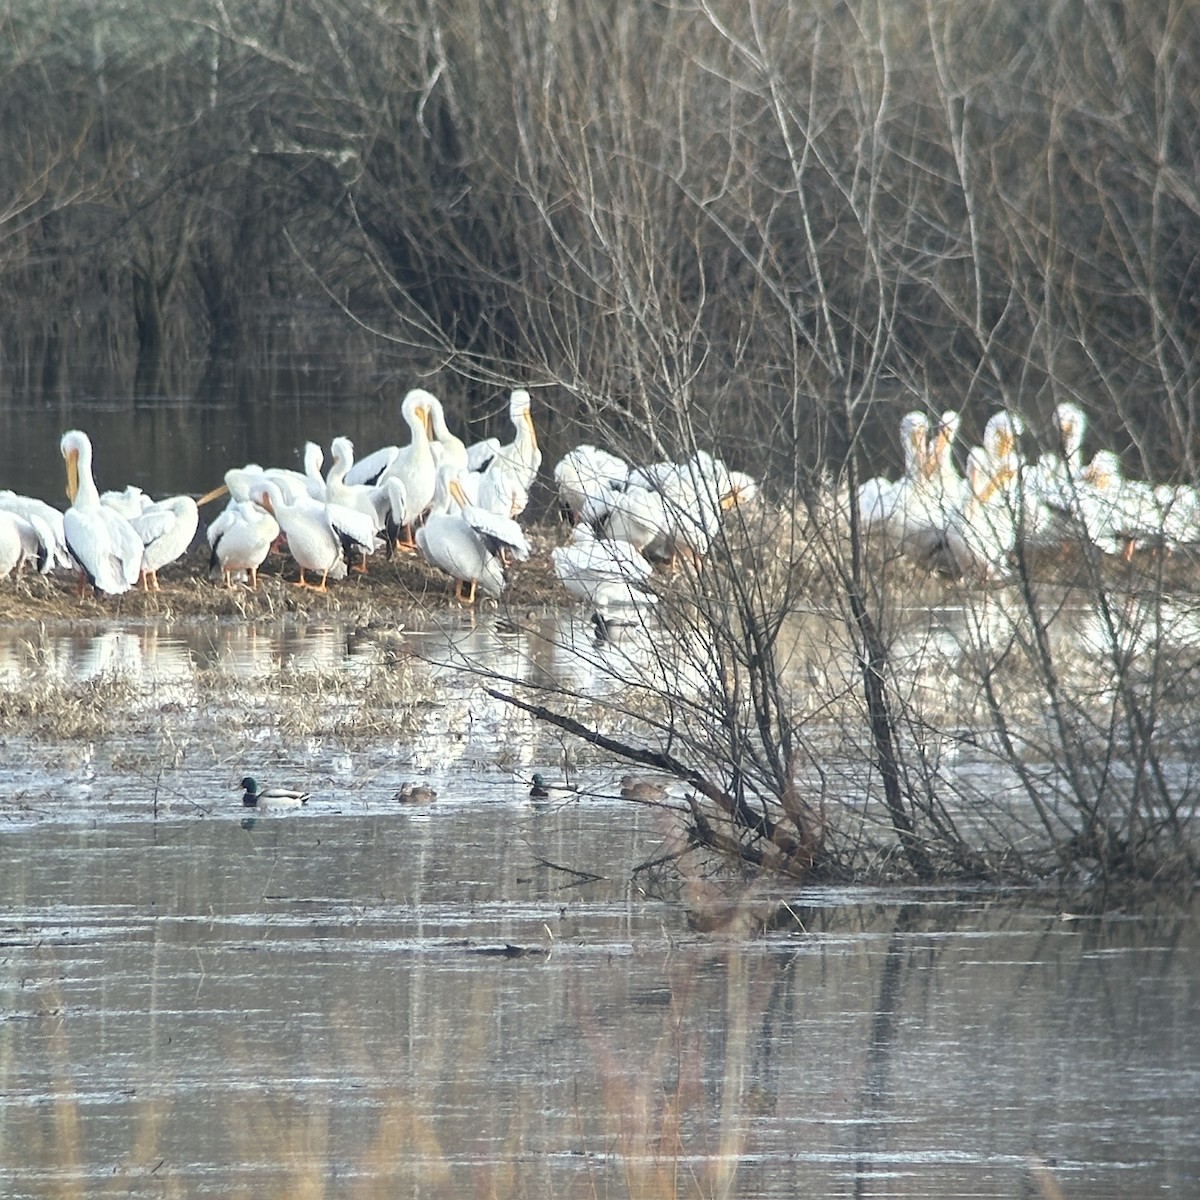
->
[0, 594, 1198, 1196]
[1, 784, 1197, 1195]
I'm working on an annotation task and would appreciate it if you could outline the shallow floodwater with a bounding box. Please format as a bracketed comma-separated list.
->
[1, 612, 1198, 1197]
[2, 801, 1198, 1196]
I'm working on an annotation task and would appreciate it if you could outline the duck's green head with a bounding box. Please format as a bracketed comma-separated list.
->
[240, 776, 258, 793]
[531, 773, 546, 787]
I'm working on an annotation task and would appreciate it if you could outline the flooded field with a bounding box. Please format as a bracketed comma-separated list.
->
[0, 610, 1197, 1197]
[2, 807, 1197, 1198]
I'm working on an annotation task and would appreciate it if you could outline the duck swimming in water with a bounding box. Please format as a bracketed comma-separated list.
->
[240, 776, 310, 807]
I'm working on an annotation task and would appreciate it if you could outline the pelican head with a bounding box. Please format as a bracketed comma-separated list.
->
[1084, 450, 1121, 490]
[900, 412, 931, 479]
[511, 388, 538, 451]
[984, 411, 1025, 461]
[402, 389, 438, 439]
[1054, 403, 1086, 458]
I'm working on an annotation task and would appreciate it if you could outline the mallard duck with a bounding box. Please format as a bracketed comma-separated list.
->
[529, 773, 577, 801]
[619, 774, 669, 803]
[240, 776, 310, 807]
[394, 781, 438, 804]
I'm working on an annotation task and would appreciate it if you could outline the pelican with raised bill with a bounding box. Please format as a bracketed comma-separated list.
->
[60, 429, 145, 595]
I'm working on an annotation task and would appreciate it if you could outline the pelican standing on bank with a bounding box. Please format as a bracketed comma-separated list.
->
[254, 480, 369, 592]
[130, 494, 200, 590]
[417, 467, 529, 603]
[207, 497, 280, 589]
[60, 429, 144, 595]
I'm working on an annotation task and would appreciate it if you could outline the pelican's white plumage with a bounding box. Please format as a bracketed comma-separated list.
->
[255, 480, 367, 591]
[60, 430, 144, 595]
[427, 394, 470, 473]
[856, 411, 932, 539]
[0, 491, 70, 571]
[130, 495, 200, 589]
[555, 445, 629, 527]
[207, 498, 279, 589]
[367, 389, 439, 548]
[552, 525, 655, 610]
[0, 511, 33, 579]
[600, 483, 670, 557]
[469, 389, 542, 498]
[417, 468, 528, 603]
[944, 445, 1020, 580]
[100, 485, 152, 519]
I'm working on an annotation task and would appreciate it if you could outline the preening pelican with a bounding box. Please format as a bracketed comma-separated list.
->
[554, 444, 629, 527]
[207, 498, 279, 589]
[60, 430, 144, 595]
[129, 495, 199, 590]
[100, 485, 152, 519]
[599, 483, 670, 558]
[416, 468, 529, 603]
[254, 480, 367, 591]
[427, 394, 470, 473]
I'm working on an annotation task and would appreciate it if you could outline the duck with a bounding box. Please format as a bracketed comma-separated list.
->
[240, 776, 310, 807]
[619, 774, 670, 803]
[529, 773, 578, 801]
[394, 781, 438, 804]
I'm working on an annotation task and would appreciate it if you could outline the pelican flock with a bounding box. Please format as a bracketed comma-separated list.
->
[4, 393, 1197, 603]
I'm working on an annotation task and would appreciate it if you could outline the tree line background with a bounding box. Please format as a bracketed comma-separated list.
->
[1, 0, 1197, 482]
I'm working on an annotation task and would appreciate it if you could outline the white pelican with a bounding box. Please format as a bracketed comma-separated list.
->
[856, 412, 931, 538]
[929, 411, 965, 509]
[416, 468, 529, 603]
[254, 480, 369, 591]
[552, 524, 656, 610]
[324, 436, 386, 570]
[129, 495, 200, 590]
[366, 389, 439, 549]
[467, 388, 542, 496]
[0, 491, 71, 572]
[0, 511, 34, 579]
[100, 485, 152, 519]
[600, 483, 670, 558]
[60, 430, 144, 595]
[427, 394, 470, 473]
[1022, 402, 1088, 548]
[554, 444, 629, 527]
[943, 443, 1020, 580]
[1077, 451, 1163, 559]
[638, 451, 740, 567]
[207, 498, 279, 589]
